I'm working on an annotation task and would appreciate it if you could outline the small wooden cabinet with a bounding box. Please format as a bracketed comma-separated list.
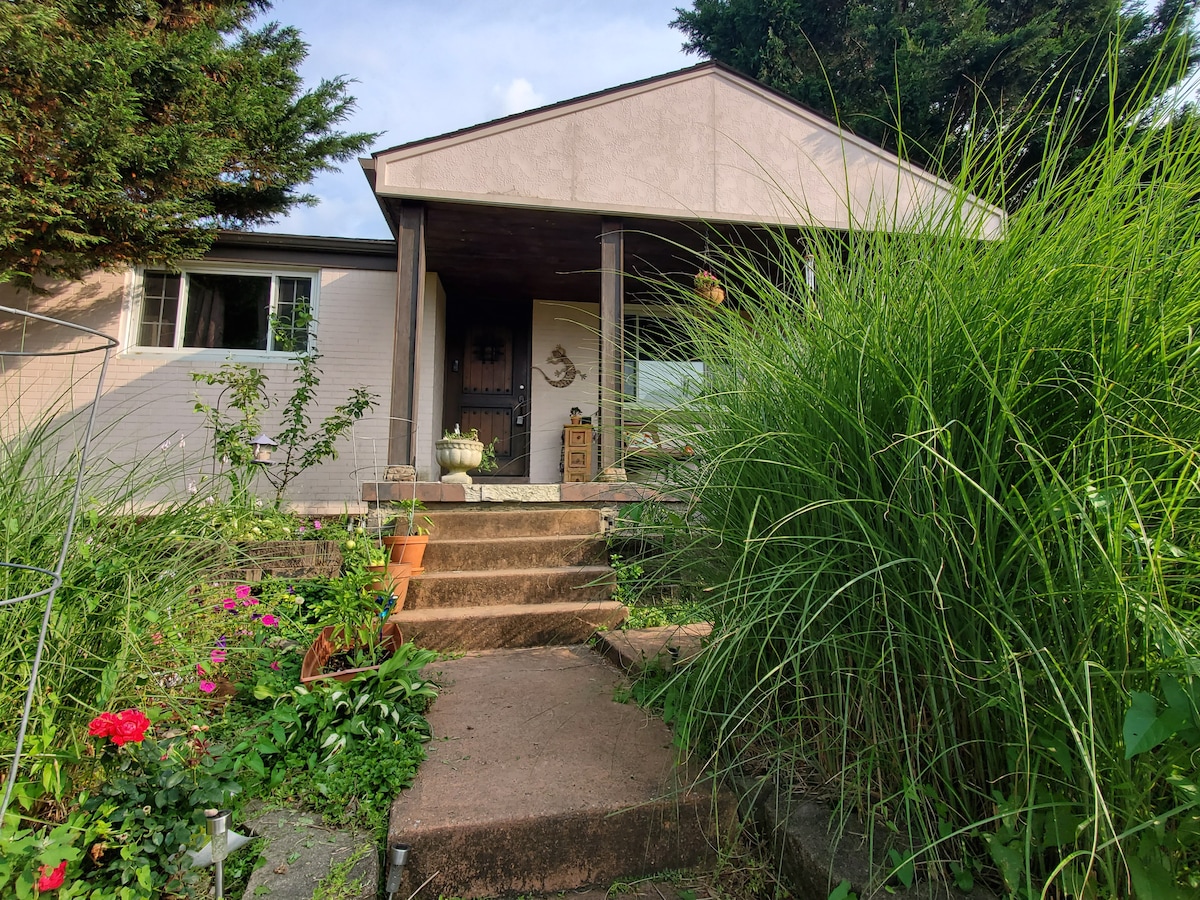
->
[562, 424, 593, 482]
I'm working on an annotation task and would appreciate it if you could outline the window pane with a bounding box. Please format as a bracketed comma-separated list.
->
[624, 313, 702, 406]
[273, 277, 312, 351]
[138, 272, 180, 347]
[184, 273, 271, 350]
[636, 360, 704, 406]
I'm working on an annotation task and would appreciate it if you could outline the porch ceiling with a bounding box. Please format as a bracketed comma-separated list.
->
[399, 199, 766, 304]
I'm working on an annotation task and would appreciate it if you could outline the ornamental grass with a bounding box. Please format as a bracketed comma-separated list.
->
[630, 51, 1200, 898]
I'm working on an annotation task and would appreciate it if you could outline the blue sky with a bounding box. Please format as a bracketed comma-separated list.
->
[264, 1, 695, 239]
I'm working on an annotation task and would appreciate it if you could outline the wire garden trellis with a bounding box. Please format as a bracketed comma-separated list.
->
[0, 305, 117, 821]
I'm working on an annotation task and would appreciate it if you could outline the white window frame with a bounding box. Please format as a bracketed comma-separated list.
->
[123, 262, 321, 361]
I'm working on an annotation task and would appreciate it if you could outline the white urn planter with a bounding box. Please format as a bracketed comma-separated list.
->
[436, 438, 484, 484]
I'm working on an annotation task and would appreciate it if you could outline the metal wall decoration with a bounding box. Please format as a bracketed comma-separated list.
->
[532, 344, 582, 389]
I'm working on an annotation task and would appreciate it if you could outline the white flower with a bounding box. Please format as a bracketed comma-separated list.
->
[160, 439, 172, 451]
[177, 439, 185, 450]
[255, 499, 264, 508]
[187, 481, 198, 494]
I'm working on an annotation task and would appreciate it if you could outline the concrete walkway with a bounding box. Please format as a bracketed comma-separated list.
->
[387, 645, 735, 899]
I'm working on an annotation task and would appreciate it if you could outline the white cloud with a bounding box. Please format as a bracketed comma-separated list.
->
[495, 77, 545, 115]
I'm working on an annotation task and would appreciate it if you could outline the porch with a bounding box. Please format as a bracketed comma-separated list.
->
[363, 479, 664, 506]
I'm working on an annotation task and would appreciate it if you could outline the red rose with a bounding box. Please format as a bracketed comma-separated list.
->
[87, 712, 118, 739]
[36, 859, 67, 892]
[108, 709, 151, 746]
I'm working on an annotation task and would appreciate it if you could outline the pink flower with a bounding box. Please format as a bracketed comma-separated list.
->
[222, 598, 237, 611]
[261, 614, 279, 627]
[235, 585, 251, 600]
[270, 661, 281, 671]
[151, 632, 164, 645]
[197, 664, 207, 676]
[37, 860, 67, 892]
[242, 597, 260, 607]
[199, 681, 216, 694]
[210, 649, 227, 665]
[312, 519, 322, 530]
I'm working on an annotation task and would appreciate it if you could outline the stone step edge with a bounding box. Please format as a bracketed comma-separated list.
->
[426, 534, 605, 546]
[389, 789, 735, 898]
[391, 599, 626, 622]
[412, 565, 614, 581]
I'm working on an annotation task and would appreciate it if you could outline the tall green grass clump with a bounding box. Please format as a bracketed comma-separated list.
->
[637, 65, 1200, 898]
[0, 408, 235, 808]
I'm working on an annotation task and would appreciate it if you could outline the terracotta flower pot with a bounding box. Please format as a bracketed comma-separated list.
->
[382, 533, 429, 575]
[365, 561, 413, 604]
[697, 284, 725, 305]
[300, 622, 404, 685]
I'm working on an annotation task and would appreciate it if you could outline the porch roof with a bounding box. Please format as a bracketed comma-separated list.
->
[363, 62, 1003, 239]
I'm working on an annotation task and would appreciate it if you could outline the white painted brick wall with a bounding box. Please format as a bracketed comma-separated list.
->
[529, 300, 600, 482]
[0, 267, 398, 506]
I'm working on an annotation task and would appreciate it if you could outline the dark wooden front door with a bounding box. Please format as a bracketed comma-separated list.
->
[443, 298, 531, 479]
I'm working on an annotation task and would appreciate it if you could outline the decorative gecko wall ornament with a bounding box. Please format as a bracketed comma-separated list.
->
[532, 345, 584, 388]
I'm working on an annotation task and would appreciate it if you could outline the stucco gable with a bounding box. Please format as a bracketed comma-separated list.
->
[370, 64, 1001, 237]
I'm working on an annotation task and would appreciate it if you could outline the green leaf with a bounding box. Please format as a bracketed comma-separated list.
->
[1124, 691, 1190, 759]
[1128, 854, 1189, 900]
[887, 848, 915, 887]
[827, 881, 857, 900]
[244, 750, 266, 778]
[982, 833, 1024, 892]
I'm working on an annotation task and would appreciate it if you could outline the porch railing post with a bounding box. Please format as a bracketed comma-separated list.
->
[390, 202, 426, 467]
[598, 217, 625, 480]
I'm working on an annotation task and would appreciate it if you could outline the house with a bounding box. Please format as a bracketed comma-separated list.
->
[0, 62, 1001, 511]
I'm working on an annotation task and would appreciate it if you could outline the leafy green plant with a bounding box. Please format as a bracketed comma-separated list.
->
[306, 563, 388, 649]
[192, 311, 377, 508]
[0, 410, 239, 809]
[440, 426, 499, 472]
[76, 711, 239, 898]
[385, 498, 432, 536]
[609, 553, 645, 607]
[1, 708, 240, 900]
[239, 641, 437, 775]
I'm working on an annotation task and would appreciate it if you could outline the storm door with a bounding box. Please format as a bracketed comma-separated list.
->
[443, 298, 531, 479]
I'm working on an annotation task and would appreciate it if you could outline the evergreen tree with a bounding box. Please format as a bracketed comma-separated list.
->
[673, 0, 1199, 181]
[0, 1, 376, 286]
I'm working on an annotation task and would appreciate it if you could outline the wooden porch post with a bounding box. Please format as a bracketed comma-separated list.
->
[598, 218, 626, 480]
[389, 202, 426, 466]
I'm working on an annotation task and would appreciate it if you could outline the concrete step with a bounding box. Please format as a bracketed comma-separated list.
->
[391, 601, 627, 650]
[423, 534, 608, 572]
[388, 646, 736, 899]
[424, 507, 602, 540]
[405, 565, 614, 609]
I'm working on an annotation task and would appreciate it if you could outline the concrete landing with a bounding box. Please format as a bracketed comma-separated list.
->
[389, 645, 735, 899]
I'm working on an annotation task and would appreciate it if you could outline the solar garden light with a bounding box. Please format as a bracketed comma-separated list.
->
[187, 809, 250, 898]
[385, 843, 411, 899]
[207, 809, 232, 898]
